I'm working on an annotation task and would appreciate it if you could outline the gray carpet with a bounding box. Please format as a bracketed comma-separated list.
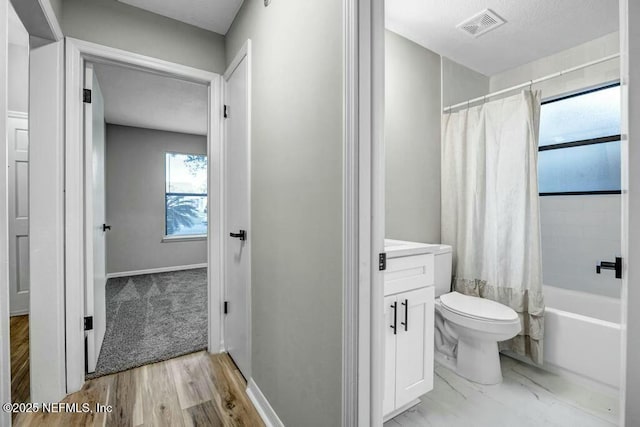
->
[90, 268, 207, 378]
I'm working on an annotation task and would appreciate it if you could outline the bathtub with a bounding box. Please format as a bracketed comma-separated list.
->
[542, 285, 622, 389]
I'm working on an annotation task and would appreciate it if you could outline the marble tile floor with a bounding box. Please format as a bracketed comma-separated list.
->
[385, 355, 619, 427]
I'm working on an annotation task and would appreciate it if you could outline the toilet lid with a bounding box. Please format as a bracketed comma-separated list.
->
[440, 292, 519, 322]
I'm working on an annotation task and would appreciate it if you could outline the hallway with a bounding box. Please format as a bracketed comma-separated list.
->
[15, 351, 264, 427]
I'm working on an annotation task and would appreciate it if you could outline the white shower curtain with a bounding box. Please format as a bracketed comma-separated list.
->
[441, 90, 545, 363]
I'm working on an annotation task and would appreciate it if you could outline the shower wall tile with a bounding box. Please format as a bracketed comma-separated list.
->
[539, 194, 621, 298]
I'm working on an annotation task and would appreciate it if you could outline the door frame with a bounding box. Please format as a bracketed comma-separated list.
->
[620, 1, 640, 424]
[222, 40, 252, 379]
[0, 1, 11, 425]
[342, 0, 385, 425]
[64, 37, 225, 393]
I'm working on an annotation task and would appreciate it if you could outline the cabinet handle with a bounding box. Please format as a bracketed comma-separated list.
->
[390, 302, 397, 335]
[401, 299, 408, 331]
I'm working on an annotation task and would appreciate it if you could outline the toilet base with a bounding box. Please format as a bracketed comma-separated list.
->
[455, 337, 503, 385]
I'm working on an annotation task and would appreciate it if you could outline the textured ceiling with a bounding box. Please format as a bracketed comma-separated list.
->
[93, 63, 208, 136]
[118, 0, 244, 35]
[386, 0, 619, 75]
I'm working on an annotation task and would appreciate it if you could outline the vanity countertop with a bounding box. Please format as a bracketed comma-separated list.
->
[384, 239, 445, 259]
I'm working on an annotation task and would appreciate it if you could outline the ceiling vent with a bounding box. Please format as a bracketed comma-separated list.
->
[457, 9, 506, 38]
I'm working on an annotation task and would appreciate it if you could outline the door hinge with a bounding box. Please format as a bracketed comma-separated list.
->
[84, 316, 93, 331]
[379, 253, 387, 271]
[83, 89, 92, 104]
[224, 104, 229, 118]
[224, 301, 229, 314]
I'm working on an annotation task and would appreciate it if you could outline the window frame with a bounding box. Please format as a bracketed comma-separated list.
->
[163, 151, 208, 241]
[538, 81, 622, 196]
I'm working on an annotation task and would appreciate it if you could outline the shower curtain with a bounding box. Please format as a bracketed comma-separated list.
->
[441, 90, 545, 363]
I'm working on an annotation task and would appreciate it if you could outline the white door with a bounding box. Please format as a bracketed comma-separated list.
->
[8, 113, 29, 316]
[383, 295, 397, 416]
[224, 49, 251, 379]
[84, 65, 107, 374]
[395, 286, 434, 408]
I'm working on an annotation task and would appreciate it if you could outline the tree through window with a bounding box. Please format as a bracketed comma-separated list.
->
[165, 152, 208, 236]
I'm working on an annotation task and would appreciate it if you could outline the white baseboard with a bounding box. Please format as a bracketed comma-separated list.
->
[247, 379, 284, 427]
[106, 263, 207, 279]
[10, 309, 29, 317]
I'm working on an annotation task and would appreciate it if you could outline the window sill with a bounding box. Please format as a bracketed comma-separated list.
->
[162, 235, 207, 243]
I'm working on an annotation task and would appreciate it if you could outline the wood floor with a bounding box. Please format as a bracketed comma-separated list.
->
[15, 351, 265, 427]
[10, 315, 30, 405]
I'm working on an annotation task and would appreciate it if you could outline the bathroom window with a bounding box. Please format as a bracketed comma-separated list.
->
[538, 83, 621, 195]
[165, 152, 208, 238]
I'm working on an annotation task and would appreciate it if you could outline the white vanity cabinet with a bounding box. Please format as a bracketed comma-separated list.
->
[383, 247, 435, 420]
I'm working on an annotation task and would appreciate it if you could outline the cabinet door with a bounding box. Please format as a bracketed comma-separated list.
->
[395, 286, 434, 408]
[383, 295, 398, 416]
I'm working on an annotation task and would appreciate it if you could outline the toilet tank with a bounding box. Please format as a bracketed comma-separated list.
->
[433, 244, 453, 297]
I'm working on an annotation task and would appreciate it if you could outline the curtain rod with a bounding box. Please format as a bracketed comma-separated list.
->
[443, 53, 621, 113]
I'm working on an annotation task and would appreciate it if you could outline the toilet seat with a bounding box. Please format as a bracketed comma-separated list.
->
[440, 291, 518, 322]
[437, 293, 521, 339]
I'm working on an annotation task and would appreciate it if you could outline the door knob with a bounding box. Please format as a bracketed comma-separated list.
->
[102, 224, 111, 232]
[230, 230, 246, 241]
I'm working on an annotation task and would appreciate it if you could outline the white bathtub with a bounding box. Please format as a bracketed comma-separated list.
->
[542, 285, 622, 389]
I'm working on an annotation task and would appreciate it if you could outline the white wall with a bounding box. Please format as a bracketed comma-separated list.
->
[225, 1, 343, 425]
[28, 40, 68, 403]
[385, 30, 441, 244]
[490, 32, 622, 299]
[8, 2, 28, 113]
[105, 124, 207, 274]
[8, 43, 28, 113]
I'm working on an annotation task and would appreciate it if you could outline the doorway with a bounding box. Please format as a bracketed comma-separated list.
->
[358, 1, 628, 424]
[64, 39, 225, 392]
[82, 60, 216, 377]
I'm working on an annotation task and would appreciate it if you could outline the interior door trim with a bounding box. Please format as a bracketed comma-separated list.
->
[63, 37, 225, 394]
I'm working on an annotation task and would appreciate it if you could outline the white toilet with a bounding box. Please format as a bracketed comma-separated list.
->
[432, 245, 521, 385]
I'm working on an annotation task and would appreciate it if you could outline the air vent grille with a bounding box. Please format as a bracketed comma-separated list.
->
[457, 9, 506, 38]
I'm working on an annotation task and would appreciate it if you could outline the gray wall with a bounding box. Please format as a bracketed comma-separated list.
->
[225, 1, 343, 426]
[8, 43, 28, 113]
[442, 57, 490, 108]
[385, 30, 442, 244]
[59, 0, 226, 73]
[105, 124, 207, 274]
[48, 0, 62, 24]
